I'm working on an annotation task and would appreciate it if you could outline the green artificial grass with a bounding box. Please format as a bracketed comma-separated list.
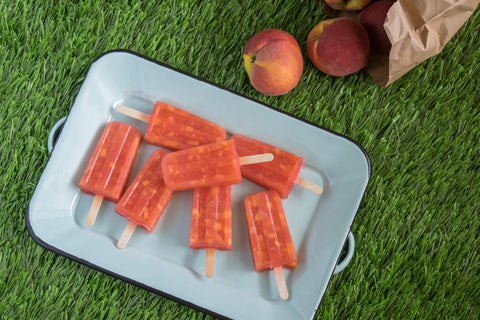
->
[1, 0, 479, 319]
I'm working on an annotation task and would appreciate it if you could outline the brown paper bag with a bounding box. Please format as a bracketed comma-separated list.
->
[368, 0, 480, 86]
[318, 0, 479, 86]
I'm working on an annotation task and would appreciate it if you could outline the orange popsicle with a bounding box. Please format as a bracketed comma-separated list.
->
[161, 140, 273, 191]
[115, 149, 174, 248]
[117, 101, 226, 150]
[190, 186, 232, 277]
[79, 121, 141, 226]
[232, 134, 322, 198]
[190, 186, 232, 250]
[244, 191, 297, 300]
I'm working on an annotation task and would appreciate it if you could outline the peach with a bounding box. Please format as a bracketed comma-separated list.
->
[243, 29, 303, 96]
[307, 17, 370, 76]
[324, 0, 371, 11]
[359, 0, 395, 54]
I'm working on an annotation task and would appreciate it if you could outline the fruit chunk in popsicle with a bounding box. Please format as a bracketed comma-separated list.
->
[232, 134, 322, 198]
[244, 190, 297, 299]
[115, 149, 174, 248]
[117, 101, 227, 150]
[161, 139, 273, 191]
[79, 121, 141, 225]
[190, 186, 232, 277]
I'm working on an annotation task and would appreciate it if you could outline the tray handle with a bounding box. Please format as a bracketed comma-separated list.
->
[333, 231, 355, 275]
[47, 117, 67, 153]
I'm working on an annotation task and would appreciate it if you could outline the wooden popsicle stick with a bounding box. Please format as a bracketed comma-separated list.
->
[206, 248, 215, 278]
[117, 105, 151, 123]
[273, 267, 289, 300]
[294, 176, 323, 194]
[117, 221, 137, 249]
[239, 153, 274, 165]
[86, 194, 104, 226]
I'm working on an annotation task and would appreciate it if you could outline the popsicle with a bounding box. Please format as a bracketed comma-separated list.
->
[116, 101, 227, 150]
[161, 139, 274, 191]
[190, 186, 232, 277]
[244, 191, 297, 300]
[115, 149, 174, 248]
[232, 134, 323, 198]
[79, 121, 142, 226]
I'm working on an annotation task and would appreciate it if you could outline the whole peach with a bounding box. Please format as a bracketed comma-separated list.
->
[243, 29, 303, 96]
[324, 0, 371, 11]
[307, 17, 370, 76]
[359, 0, 395, 54]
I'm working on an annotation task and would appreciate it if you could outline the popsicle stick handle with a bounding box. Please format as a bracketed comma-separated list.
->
[206, 248, 215, 278]
[117, 221, 137, 249]
[294, 177, 323, 194]
[239, 153, 274, 165]
[274, 267, 289, 300]
[86, 194, 103, 226]
[117, 105, 151, 123]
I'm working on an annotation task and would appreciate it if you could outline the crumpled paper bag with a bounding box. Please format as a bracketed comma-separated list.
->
[319, 0, 479, 86]
[368, 0, 480, 86]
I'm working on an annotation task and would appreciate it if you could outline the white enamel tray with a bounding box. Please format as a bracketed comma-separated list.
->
[27, 50, 370, 320]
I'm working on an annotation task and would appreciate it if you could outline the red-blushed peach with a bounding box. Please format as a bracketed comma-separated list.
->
[307, 17, 370, 76]
[324, 0, 371, 11]
[359, 0, 395, 54]
[243, 29, 303, 96]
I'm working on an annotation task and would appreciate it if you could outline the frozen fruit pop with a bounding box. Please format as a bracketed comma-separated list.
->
[117, 101, 227, 150]
[190, 186, 232, 250]
[244, 191, 297, 300]
[161, 139, 274, 191]
[115, 149, 173, 248]
[232, 134, 323, 198]
[190, 186, 232, 277]
[79, 121, 141, 226]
